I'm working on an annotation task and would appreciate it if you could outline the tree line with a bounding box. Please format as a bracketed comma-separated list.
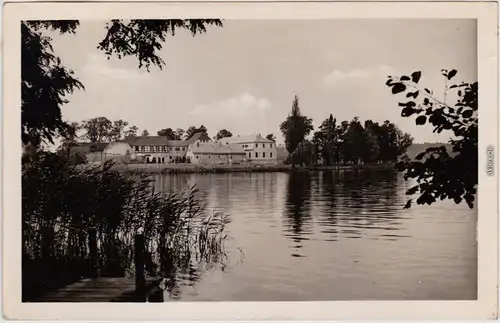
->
[21, 18, 478, 211]
[62, 118, 279, 145]
[279, 96, 414, 168]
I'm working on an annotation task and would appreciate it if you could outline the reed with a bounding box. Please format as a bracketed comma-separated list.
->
[22, 151, 230, 300]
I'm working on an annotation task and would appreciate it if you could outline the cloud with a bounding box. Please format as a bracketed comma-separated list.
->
[81, 53, 149, 82]
[322, 65, 395, 88]
[190, 93, 272, 116]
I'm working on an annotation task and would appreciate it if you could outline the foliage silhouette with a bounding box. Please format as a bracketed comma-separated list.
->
[22, 19, 223, 147]
[386, 69, 477, 208]
[22, 21, 83, 147]
[157, 128, 182, 140]
[279, 95, 314, 168]
[266, 133, 276, 142]
[22, 152, 229, 300]
[124, 125, 139, 139]
[185, 125, 208, 140]
[311, 115, 412, 166]
[215, 129, 233, 141]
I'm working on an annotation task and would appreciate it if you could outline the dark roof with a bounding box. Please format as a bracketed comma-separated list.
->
[125, 136, 188, 147]
[70, 142, 109, 152]
[186, 132, 211, 143]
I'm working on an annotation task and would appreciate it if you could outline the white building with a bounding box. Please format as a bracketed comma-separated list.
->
[103, 141, 136, 163]
[219, 134, 278, 164]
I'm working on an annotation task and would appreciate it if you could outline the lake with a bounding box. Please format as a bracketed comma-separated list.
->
[150, 169, 477, 301]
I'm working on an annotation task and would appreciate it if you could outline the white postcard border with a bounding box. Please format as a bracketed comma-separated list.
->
[3, 1, 498, 320]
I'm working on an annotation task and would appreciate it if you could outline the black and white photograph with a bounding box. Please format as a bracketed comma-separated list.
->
[3, 1, 498, 320]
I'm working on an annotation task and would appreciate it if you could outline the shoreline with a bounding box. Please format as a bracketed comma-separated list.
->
[109, 163, 397, 174]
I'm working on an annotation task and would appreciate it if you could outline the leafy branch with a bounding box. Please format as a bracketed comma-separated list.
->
[386, 70, 478, 209]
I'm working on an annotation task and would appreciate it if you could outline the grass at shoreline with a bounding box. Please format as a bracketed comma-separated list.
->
[110, 163, 397, 174]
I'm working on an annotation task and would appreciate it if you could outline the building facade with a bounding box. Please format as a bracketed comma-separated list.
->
[186, 141, 246, 165]
[103, 141, 136, 163]
[125, 132, 212, 163]
[219, 134, 278, 164]
[68, 142, 109, 165]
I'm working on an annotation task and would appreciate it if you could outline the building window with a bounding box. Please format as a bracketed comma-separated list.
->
[248, 152, 251, 158]
[263, 144, 265, 148]
[175, 148, 180, 151]
[255, 143, 258, 148]
[135, 146, 139, 152]
[270, 152, 273, 158]
[255, 152, 258, 158]
[145, 146, 151, 153]
[140, 146, 145, 152]
[152, 146, 156, 153]
[182, 147, 186, 151]
[270, 144, 273, 148]
[196, 155, 199, 159]
[209, 155, 211, 159]
[263, 152, 266, 158]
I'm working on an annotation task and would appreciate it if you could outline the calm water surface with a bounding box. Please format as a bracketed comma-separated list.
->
[151, 170, 477, 301]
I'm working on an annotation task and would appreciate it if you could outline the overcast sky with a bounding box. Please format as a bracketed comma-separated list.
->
[49, 19, 477, 144]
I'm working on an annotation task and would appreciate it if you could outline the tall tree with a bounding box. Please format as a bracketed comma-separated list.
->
[175, 128, 185, 140]
[395, 129, 414, 158]
[336, 120, 350, 165]
[57, 121, 81, 157]
[61, 121, 80, 143]
[292, 140, 317, 167]
[185, 125, 208, 140]
[215, 129, 233, 141]
[81, 117, 113, 142]
[109, 119, 129, 141]
[343, 117, 365, 164]
[22, 19, 223, 148]
[386, 69, 477, 209]
[22, 21, 83, 147]
[360, 129, 380, 164]
[124, 125, 138, 139]
[141, 129, 150, 137]
[266, 133, 276, 142]
[157, 128, 179, 140]
[279, 95, 314, 168]
[312, 114, 339, 166]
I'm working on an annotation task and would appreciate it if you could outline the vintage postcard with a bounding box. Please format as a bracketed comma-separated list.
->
[2, 0, 499, 320]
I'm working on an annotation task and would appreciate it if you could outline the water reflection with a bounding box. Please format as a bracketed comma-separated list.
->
[280, 170, 410, 245]
[147, 170, 477, 301]
[282, 171, 313, 254]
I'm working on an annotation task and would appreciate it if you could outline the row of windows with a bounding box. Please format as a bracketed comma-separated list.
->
[147, 156, 190, 163]
[248, 152, 273, 158]
[200, 155, 235, 159]
[193, 153, 273, 159]
[133, 145, 186, 153]
[241, 143, 273, 149]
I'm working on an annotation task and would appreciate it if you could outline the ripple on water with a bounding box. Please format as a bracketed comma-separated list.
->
[152, 170, 477, 301]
